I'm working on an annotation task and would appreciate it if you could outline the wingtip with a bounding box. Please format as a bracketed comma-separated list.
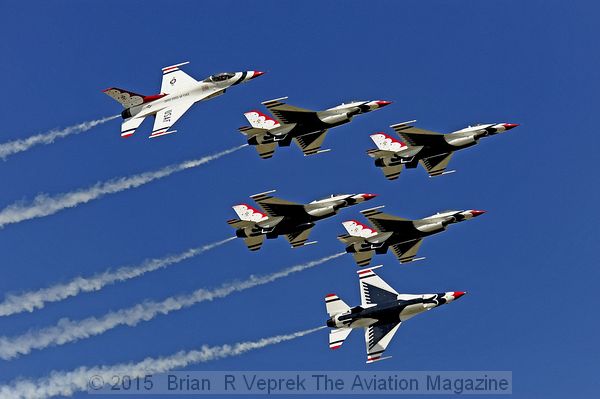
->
[250, 189, 277, 198]
[356, 265, 383, 274]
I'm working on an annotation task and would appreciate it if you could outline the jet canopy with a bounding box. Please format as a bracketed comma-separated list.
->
[330, 101, 365, 110]
[311, 194, 346, 203]
[207, 72, 235, 82]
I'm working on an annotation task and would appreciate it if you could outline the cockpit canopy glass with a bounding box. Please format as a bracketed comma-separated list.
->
[436, 210, 456, 215]
[209, 72, 236, 82]
[323, 194, 344, 200]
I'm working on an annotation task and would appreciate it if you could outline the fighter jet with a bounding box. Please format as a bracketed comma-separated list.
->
[338, 206, 485, 266]
[228, 190, 377, 251]
[239, 97, 392, 158]
[367, 120, 519, 180]
[326, 265, 466, 363]
[103, 62, 264, 138]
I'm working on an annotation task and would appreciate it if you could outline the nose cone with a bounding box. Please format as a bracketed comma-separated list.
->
[361, 193, 378, 201]
[453, 291, 466, 299]
[247, 71, 265, 80]
[326, 318, 335, 328]
[470, 210, 486, 217]
[445, 291, 467, 303]
[502, 123, 519, 130]
[375, 100, 392, 108]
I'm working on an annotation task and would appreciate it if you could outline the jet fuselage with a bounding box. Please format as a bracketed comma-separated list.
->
[347, 209, 485, 254]
[237, 193, 376, 239]
[267, 101, 391, 145]
[384, 123, 518, 167]
[122, 71, 262, 121]
[327, 292, 462, 329]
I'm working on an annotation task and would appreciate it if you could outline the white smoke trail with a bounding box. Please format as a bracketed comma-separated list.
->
[0, 115, 119, 160]
[0, 252, 344, 360]
[0, 237, 236, 317]
[0, 326, 325, 399]
[0, 144, 247, 229]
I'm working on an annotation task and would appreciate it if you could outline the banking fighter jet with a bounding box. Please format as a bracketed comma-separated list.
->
[326, 266, 466, 363]
[239, 97, 392, 158]
[338, 206, 485, 266]
[228, 190, 377, 251]
[368, 120, 519, 180]
[104, 62, 264, 138]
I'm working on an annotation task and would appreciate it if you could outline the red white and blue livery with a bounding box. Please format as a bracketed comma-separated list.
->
[325, 266, 466, 363]
[104, 62, 264, 138]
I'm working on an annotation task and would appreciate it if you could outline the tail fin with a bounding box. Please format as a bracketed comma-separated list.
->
[370, 132, 407, 152]
[342, 220, 378, 238]
[325, 294, 350, 317]
[244, 110, 281, 129]
[103, 88, 146, 108]
[329, 327, 352, 350]
[232, 204, 268, 222]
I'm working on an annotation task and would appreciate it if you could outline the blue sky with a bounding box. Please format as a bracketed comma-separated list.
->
[0, 0, 597, 397]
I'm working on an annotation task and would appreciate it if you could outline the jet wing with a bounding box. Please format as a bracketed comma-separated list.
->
[390, 239, 424, 263]
[150, 101, 195, 138]
[294, 130, 329, 156]
[391, 121, 447, 147]
[262, 97, 321, 125]
[243, 235, 265, 252]
[358, 266, 399, 306]
[365, 322, 401, 363]
[420, 152, 454, 177]
[160, 62, 198, 94]
[285, 228, 314, 248]
[361, 207, 416, 233]
[250, 191, 307, 218]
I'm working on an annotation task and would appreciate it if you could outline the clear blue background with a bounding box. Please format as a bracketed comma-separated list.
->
[0, 0, 597, 397]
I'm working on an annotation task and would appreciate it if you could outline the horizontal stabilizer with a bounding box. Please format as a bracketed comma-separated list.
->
[243, 235, 265, 251]
[337, 234, 363, 245]
[255, 142, 277, 159]
[149, 130, 176, 139]
[226, 218, 254, 229]
[325, 294, 350, 317]
[120, 116, 146, 138]
[329, 328, 352, 350]
[238, 126, 268, 136]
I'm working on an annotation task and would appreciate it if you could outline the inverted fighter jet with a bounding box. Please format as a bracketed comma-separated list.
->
[338, 206, 485, 266]
[326, 266, 466, 363]
[228, 190, 377, 251]
[239, 97, 392, 158]
[368, 120, 519, 180]
[104, 62, 264, 138]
